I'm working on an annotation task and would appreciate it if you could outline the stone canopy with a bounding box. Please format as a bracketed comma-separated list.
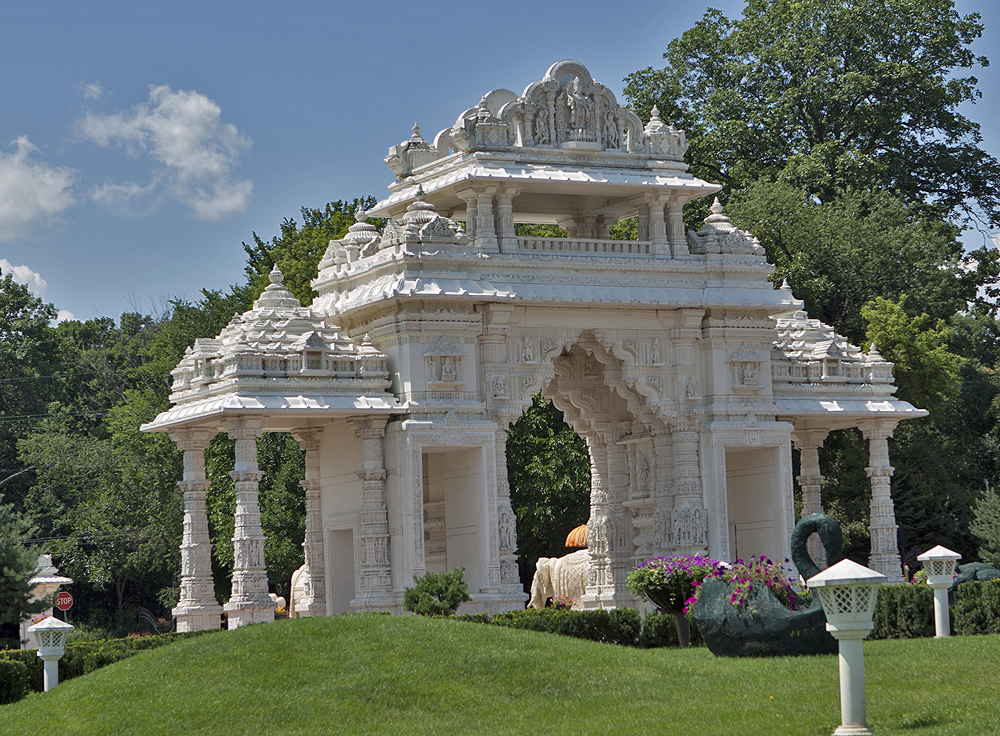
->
[143, 60, 925, 631]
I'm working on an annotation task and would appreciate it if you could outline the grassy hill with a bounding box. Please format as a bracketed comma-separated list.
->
[3, 614, 998, 735]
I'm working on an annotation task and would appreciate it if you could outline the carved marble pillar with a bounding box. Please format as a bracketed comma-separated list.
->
[607, 440, 632, 603]
[583, 438, 612, 607]
[291, 428, 325, 617]
[637, 203, 650, 243]
[863, 422, 904, 583]
[546, 90, 558, 145]
[458, 190, 477, 242]
[794, 430, 829, 570]
[169, 428, 223, 632]
[223, 417, 273, 628]
[668, 196, 687, 256]
[595, 215, 611, 240]
[670, 425, 709, 555]
[496, 187, 519, 253]
[646, 194, 669, 257]
[354, 418, 394, 607]
[475, 188, 498, 252]
[494, 420, 521, 593]
[651, 430, 674, 557]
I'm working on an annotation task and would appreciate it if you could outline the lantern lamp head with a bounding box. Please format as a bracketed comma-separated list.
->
[807, 558, 886, 635]
[917, 545, 961, 588]
[27, 616, 74, 659]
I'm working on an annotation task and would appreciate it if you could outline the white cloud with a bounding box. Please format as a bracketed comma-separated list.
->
[0, 137, 78, 241]
[81, 82, 104, 100]
[80, 85, 252, 220]
[55, 309, 75, 323]
[0, 258, 48, 298]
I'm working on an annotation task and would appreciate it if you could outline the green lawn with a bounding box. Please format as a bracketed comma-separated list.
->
[3, 614, 998, 735]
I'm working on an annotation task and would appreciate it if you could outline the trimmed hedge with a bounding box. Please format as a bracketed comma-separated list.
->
[954, 578, 1000, 636]
[0, 630, 213, 705]
[870, 583, 935, 639]
[0, 658, 28, 705]
[455, 607, 682, 648]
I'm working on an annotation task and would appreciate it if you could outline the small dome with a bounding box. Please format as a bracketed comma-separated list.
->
[253, 266, 302, 311]
[342, 209, 380, 246]
[400, 185, 439, 230]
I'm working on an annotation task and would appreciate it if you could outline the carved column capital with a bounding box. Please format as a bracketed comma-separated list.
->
[221, 416, 267, 440]
[859, 420, 897, 442]
[792, 429, 829, 451]
[290, 427, 323, 451]
[352, 417, 388, 440]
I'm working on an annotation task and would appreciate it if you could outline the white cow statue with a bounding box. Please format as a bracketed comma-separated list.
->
[528, 549, 590, 611]
[289, 564, 310, 618]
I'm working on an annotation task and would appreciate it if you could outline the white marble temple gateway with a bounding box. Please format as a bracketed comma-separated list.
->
[142, 61, 925, 629]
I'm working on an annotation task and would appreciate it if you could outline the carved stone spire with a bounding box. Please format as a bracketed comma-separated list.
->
[252, 266, 301, 311]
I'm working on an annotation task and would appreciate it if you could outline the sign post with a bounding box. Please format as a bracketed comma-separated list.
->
[55, 591, 73, 612]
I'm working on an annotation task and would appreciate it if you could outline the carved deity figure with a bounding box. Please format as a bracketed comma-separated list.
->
[637, 453, 651, 493]
[650, 341, 661, 364]
[584, 354, 598, 376]
[441, 356, 457, 381]
[603, 110, 620, 150]
[565, 77, 594, 132]
[492, 374, 507, 398]
[499, 506, 516, 550]
[533, 103, 550, 145]
[743, 361, 760, 386]
[522, 338, 533, 362]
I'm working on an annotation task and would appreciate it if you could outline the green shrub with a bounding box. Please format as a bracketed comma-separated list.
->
[0, 648, 43, 693]
[954, 578, 1000, 636]
[455, 607, 642, 646]
[404, 567, 471, 616]
[0, 658, 28, 704]
[870, 583, 935, 639]
[0, 629, 214, 705]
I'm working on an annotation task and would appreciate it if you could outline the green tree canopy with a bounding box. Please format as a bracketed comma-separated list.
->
[624, 0, 999, 228]
[506, 395, 591, 588]
[242, 198, 379, 305]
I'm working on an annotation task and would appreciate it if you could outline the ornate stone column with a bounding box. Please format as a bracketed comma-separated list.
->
[291, 428, 325, 617]
[475, 187, 499, 252]
[651, 430, 674, 557]
[793, 429, 829, 569]
[223, 417, 273, 628]
[457, 189, 477, 242]
[667, 196, 687, 256]
[637, 203, 650, 243]
[496, 186, 519, 253]
[670, 424, 709, 555]
[169, 428, 223, 632]
[494, 419, 521, 593]
[583, 438, 612, 608]
[607, 439, 633, 604]
[354, 418, 394, 608]
[646, 194, 669, 257]
[862, 421, 904, 583]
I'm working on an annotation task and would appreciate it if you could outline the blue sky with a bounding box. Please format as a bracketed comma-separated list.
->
[2, 0, 998, 323]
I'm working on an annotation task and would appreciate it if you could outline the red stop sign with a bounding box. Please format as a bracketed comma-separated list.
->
[55, 591, 73, 611]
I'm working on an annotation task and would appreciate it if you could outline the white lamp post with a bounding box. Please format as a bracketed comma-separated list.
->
[26, 616, 74, 691]
[807, 559, 886, 736]
[916, 545, 961, 638]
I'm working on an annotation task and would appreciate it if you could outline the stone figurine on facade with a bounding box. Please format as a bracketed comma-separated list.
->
[142, 60, 925, 630]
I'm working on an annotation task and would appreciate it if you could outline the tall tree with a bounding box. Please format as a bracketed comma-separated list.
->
[0, 494, 47, 641]
[0, 272, 60, 507]
[624, 0, 1000, 230]
[242, 198, 379, 305]
[506, 395, 591, 588]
